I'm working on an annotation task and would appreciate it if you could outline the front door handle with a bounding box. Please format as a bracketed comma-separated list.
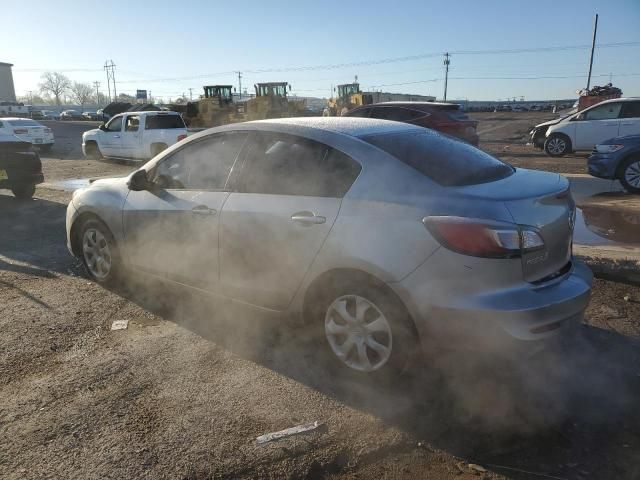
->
[291, 211, 326, 225]
[604, 123, 617, 126]
[192, 205, 217, 215]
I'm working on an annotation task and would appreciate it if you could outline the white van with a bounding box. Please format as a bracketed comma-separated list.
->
[533, 98, 640, 157]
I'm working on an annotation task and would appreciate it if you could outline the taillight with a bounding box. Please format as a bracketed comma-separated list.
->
[177, 134, 187, 142]
[423, 216, 544, 258]
[13, 128, 28, 134]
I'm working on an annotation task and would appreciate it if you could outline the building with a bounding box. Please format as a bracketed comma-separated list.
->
[0, 62, 16, 102]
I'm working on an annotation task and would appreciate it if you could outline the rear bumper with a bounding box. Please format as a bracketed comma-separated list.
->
[0, 173, 44, 189]
[587, 152, 618, 179]
[393, 258, 593, 360]
[0, 149, 44, 187]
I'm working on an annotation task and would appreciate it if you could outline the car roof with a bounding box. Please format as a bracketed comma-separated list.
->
[0, 117, 40, 122]
[591, 97, 639, 105]
[237, 117, 422, 138]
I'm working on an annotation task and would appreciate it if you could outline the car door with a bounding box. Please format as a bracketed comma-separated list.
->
[219, 132, 361, 310]
[574, 102, 622, 149]
[122, 132, 249, 290]
[120, 114, 142, 159]
[99, 115, 124, 156]
[619, 101, 640, 138]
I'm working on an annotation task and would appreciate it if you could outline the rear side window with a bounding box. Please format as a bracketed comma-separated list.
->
[238, 133, 361, 197]
[370, 107, 425, 121]
[583, 102, 622, 121]
[620, 101, 640, 119]
[145, 114, 186, 130]
[362, 130, 513, 186]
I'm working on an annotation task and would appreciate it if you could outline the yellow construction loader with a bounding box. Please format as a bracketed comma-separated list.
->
[326, 83, 372, 116]
[245, 82, 306, 120]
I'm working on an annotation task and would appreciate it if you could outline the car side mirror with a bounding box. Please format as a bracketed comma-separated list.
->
[575, 113, 585, 121]
[127, 169, 152, 191]
[99, 124, 106, 131]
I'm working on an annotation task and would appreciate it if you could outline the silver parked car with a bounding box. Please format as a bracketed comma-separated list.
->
[66, 118, 592, 374]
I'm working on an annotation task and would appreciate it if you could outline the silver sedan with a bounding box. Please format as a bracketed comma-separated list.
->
[66, 117, 592, 374]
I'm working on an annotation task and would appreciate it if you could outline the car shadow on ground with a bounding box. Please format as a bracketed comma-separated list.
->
[109, 274, 640, 479]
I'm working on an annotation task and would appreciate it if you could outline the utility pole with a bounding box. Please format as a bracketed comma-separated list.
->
[236, 71, 242, 101]
[93, 81, 100, 106]
[443, 52, 450, 102]
[27, 90, 33, 104]
[103, 60, 117, 102]
[586, 14, 598, 91]
[189, 88, 193, 101]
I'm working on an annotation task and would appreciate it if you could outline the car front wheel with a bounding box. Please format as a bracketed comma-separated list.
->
[79, 218, 121, 285]
[620, 156, 640, 194]
[544, 134, 571, 157]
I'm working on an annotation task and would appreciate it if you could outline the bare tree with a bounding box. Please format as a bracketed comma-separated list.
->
[71, 82, 94, 112]
[39, 72, 71, 106]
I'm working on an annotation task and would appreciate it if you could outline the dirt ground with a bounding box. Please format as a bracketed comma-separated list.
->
[1, 113, 640, 479]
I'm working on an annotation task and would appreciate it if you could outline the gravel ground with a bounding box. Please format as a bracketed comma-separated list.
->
[1, 113, 640, 479]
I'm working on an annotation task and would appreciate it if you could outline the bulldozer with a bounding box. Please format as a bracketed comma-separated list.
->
[245, 82, 306, 120]
[326, 83, 372, 116]
[187, 85, 245, 127]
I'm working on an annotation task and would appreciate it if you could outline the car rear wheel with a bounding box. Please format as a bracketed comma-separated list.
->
[79, 218, 121, 286]
[620, 156, 640, 194]
[11, 184, 36, 199]
[317, 281, 419, 377]
[544, 134, 571, 157]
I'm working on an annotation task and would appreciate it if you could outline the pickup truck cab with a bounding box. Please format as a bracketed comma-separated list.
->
[82, 111, 188, 160]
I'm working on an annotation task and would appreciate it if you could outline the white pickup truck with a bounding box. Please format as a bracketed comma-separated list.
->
[82, 111, 188, 160]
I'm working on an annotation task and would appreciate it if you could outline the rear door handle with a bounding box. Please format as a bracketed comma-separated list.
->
[192, 205, 217, 215]
[604, 123, 617, 126]
[291, 211, 326, 225]
[114, 134, 121, 138]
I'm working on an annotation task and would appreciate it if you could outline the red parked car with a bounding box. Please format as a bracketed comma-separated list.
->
[344, 102, 479, 145]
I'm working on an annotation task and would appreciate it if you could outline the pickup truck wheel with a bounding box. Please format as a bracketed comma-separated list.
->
[544, 134, 571, 157]
[85, 142, 102, 159]
[39, 144, 53, 153]
[11, 184, 36, 199]
[619, 156, 640, 194]
[151, 143, 168, 157]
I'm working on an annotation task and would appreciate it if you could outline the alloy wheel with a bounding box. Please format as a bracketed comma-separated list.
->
[547, 137, 566, 155]
[324, 295, 393, 372]
[82, 228, 112, 280]
[624, 160, 640, 189]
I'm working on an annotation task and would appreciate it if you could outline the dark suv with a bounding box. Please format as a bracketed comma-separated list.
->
[0, 134, 44, 199]
[344, 102, 479, 145]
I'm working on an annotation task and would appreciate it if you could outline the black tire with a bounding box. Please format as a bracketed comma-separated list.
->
[619, 156, 640, 194]
[310, 278, 419, 379]
[544, 133, 571, 157]
[85, 142, 102, 160]
[151, 143, 168, 157]
[11, 184, 36, 199]
[39, 144, 53, 153]
[77, 218, 121, 286]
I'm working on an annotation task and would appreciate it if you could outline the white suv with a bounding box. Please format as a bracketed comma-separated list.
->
[540, 98, 640, 157]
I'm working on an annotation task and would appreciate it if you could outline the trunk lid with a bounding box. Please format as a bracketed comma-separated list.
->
[454, 168, 574, 282]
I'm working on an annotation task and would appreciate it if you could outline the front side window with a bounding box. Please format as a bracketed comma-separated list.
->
[238, 133, 361, 197]
[105, 116, 123, 132]
[151, 132, 248, 190]
[583, 102, 622, 121]
[125, 115, 140, 132]
[620, 101, 640, 119]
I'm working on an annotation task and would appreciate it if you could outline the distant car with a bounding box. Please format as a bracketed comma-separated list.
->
[494, 105, 512, 112]
[0, 117, 55, 152]
[82, 111, 188, 160]
[82, 111, 101, 121]
[66, 117, 591, 375]
[40, 110, 60, 120]
[529, 105, 541, 112]
[31, 110, 44, 120]
[96, 109, 110, 121]
[532, 98, 640, 157]
[60, 110, 82, 120]
[512, 106, 529, 112]
[588, 134, 640, 193]
[344, 102, 479, 145]
[0, 133, 44, 199]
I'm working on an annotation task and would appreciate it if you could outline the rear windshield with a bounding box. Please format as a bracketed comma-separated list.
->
[362, 130, 513, 186]
[7, 119, 41, 127]
[145, 114, 186, 130]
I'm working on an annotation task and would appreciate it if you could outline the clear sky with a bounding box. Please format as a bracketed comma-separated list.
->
[5, 0, 640, 102]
